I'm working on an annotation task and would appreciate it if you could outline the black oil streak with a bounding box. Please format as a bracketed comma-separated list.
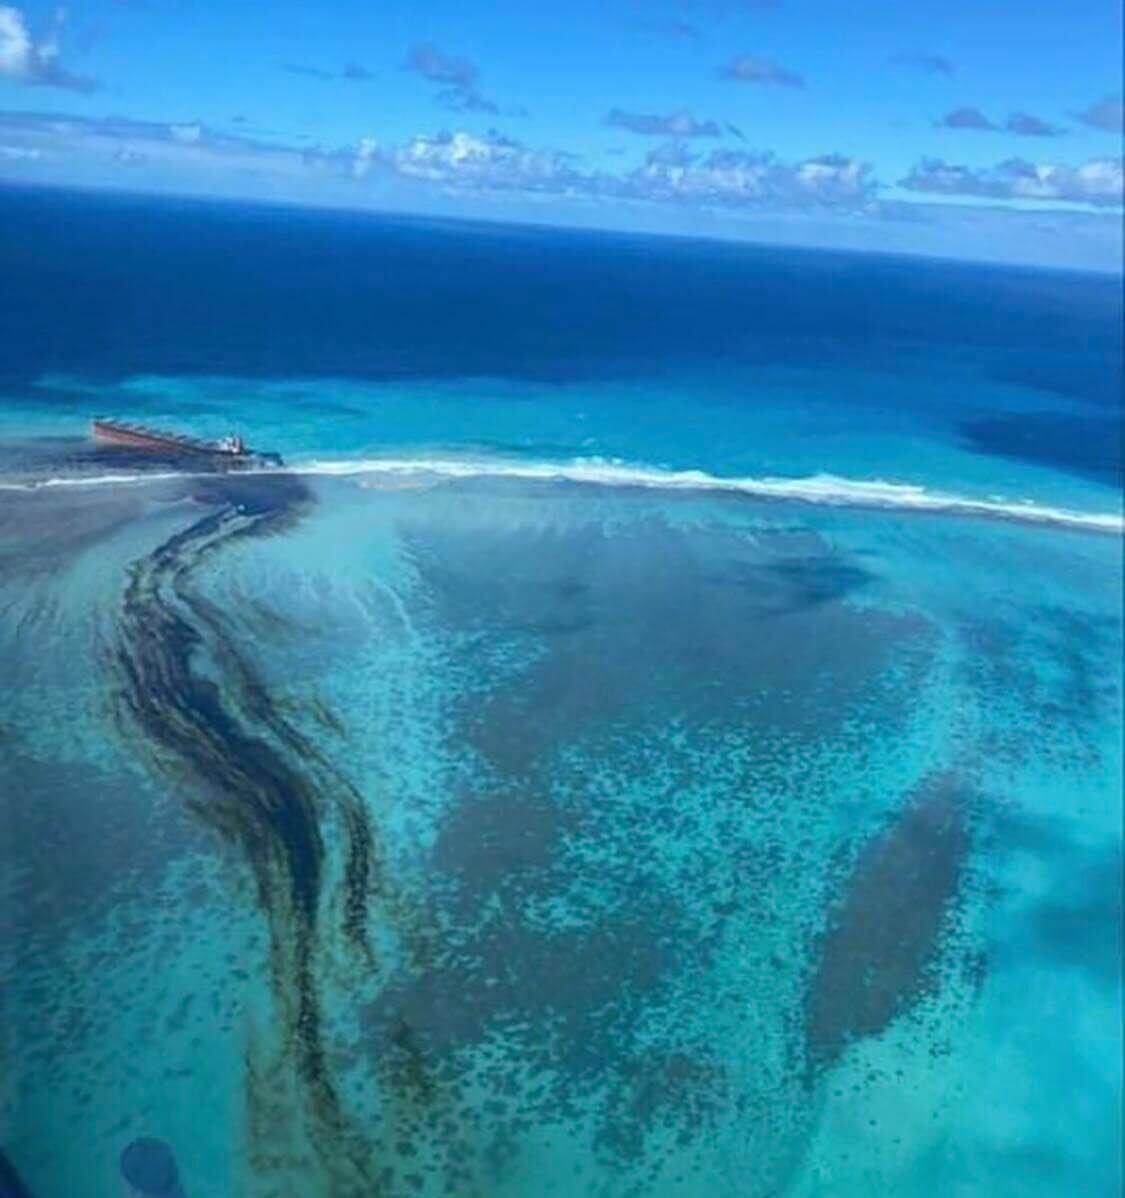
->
[108, 473, 381, 1190]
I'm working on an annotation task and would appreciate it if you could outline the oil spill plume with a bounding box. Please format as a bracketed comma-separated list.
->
[109, 471, 382, 1191]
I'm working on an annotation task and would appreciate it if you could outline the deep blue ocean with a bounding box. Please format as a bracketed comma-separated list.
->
[0, 185, 1121, 1198]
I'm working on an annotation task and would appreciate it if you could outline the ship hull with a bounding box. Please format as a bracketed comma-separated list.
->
[92, 420, 220, 455]
[90, 419, 282, 467]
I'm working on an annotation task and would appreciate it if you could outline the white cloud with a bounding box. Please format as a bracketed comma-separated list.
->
[0, 110, 320, 188]
[352, 136, 378, 179]
[901, 156, 1124, 207]
[356, 133, 872, 212]
[1017, 159, 1122, 204]
[0, 5, 95, 92]
[622, 147, 874, 209]
[168, 123, 203, 145]
[0, 6, 32, 78]
[3, 106, 1120, 253]
[387, 131, 578, 193]
[1, 142, 42, 159]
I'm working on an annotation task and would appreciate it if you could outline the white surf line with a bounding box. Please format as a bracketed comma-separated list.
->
[0, 470, 188, 491]
[306, 456, 1125, 535]
[2, 456, 1121, 535]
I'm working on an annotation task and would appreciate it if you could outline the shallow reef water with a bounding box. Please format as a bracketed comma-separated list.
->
[0, 466, 1120, 1197]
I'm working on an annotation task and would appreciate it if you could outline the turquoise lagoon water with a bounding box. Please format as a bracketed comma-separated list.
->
[0, 189, 1121, 1197]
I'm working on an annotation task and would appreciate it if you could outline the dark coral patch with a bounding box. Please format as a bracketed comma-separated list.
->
[804, 773, 973, 1073]
[404, 503, 929, 775]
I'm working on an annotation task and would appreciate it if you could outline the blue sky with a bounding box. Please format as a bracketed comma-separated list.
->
[1, 0, 1122, 268]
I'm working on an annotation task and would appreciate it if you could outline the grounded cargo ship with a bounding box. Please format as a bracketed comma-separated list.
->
[91, 418, 283, 467]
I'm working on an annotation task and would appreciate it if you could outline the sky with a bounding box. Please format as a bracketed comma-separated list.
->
[0, 0, 1122, 269]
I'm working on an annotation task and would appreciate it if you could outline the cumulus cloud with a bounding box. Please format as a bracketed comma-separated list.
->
[1074, 94, 1124, 133]
[0, 109, 873, 214]
[605, 108, 721, 138]
[370, 133, 873, 212]
[385, 129, 578, 194]
[351, 135, 378, 179]
[720, 55, 804, 88]
[938, 107, 996, 131]
[620, 144, 874, 209]
[892, 52, 954, 76]
[900, 156, 1124, 207]
[407, 41, 497, 115]
[8, 103, 1118, 245]
[0, 109, 322, 181]
[0, 110, 555, 195]
[2, 109, 1117, 271]
[0, 5, 96, 92]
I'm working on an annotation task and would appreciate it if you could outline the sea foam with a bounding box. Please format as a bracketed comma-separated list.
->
[303, 455, 1125, 534]
[1, 455, 1121, 534]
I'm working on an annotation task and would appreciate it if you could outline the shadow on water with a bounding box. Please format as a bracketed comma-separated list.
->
[108, 470, 382, 1191]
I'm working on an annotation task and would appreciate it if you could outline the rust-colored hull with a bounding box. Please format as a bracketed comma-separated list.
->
[91, 419, 228, 456]
[89, 419, 282, 467]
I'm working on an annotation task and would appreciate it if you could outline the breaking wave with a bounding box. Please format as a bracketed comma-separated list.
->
[1, 454, 1121, 534]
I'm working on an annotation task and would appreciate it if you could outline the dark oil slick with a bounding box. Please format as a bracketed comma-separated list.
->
[108, 471, 383, 1192]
